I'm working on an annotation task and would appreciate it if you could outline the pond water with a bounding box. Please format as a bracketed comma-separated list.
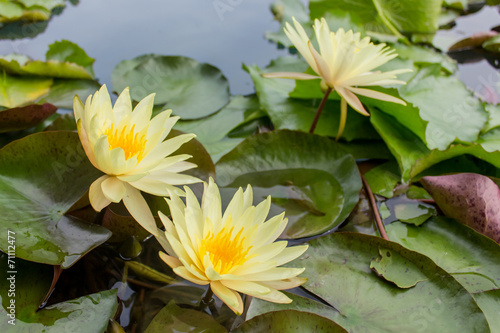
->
[0, 1, 499, 97]
[0, 0, 299, 95]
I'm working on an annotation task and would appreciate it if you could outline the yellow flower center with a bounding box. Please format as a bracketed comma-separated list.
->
[199, 223, 253, 275]
[103, 124, 147, 161]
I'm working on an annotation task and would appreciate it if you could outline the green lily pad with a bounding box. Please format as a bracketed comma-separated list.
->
[46, 39, 95, 77]
[174, 95, 260, 162]
[309, 0, 442, 38]
[0, 131, 110, 268]
[111, 54, 230, 119]
[234, 310, 347, 333]
[483, 34, 500, 53]
[472, 289, 500, 333]
[216, 130, 362, 238]
[301, 232, 489, 331]
[0, 53, 93, 79]
[144, 300, 226, 333]
[38, 79, 101, 110]
[370, 248, 428, 288]
[393, 201, 436, 226]
[0, 73, 53, 108]
[387, 217, 500, 293]
[0, 254, 118, 332]
[364, 161, 401, 198]
[265, 0, 310, 47]
[0, 103, 57, 133]
[399, 65, 487, 150]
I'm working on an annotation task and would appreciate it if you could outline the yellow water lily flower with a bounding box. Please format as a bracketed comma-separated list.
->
[264, 17, 411, 138]
[157, 178, 308, 315]
[73, 85, 201, 235]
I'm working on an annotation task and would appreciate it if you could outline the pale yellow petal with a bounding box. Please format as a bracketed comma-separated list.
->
[89, 175, 111, 212]
[274, 245, 309, 266]
[260, 277, 308, 290]
[173, 266, 209, 285]
[159, 251, 182, 268]
[112, 87, 132, 124]
[221, 280, 271, 297]
[347, 87, 407, 105]
[240, 267, 305, 282]
[251, 288, 292, 304]
[131, 92, 155, 131]
[211, 281, 244, 315]
[101, 176, 126, 203]
[122, 184, 157, 235]
[262, 72, 320, 80]
[335, 86, 370, 116]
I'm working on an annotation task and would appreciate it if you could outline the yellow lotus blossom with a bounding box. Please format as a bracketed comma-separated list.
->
[73, 85, 201, 235]
[264, 17, 411, 138]
[157, 178, 308, 315]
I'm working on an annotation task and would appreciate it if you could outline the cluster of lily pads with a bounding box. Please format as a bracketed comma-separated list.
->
[1, 0, 500, 332]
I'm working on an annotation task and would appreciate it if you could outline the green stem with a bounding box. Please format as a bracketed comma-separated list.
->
[198, 287, 214, 312]
[335, 98, 348, 142]
[309, 87, 332, 134]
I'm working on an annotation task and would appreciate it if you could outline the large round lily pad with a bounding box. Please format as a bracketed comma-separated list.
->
[216, 130, 362, 239]
[299, 232, 489, 332]
[111, 54, 230, 119]
[0, 131, 110, 268]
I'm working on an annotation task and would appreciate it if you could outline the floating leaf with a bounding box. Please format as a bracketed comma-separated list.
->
[46, 39, 95, 77]
[309, 0, 442, 38]
[216, 130, 362, 238]
[234, 310, 347, 333]
[421, 173, 500, 243]
[0, 103, 57, 133]
[393, 201, 436, 226]
[0, 53, 93, 79]
[174, 95, 260, 162]
[399, 66, 487, 150]
[449, 31, 498, 51]
[112, 55, 230, 119]
[483, 34, 500, 53]
[38, 79, 101, 110]
[0, 254, 118, 332]
[387, 217, 500, 293]
[300, 232, 489, 331]
[370, 248, 428, 288]
[144, 301, 226, 333]
[0, 73, 53, 108]
[472, 289, 500, 332]
[0, 131, 110, 268]
[364, 161, 400, 198]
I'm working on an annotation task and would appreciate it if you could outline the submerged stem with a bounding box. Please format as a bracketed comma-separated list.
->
[309, 87, 333, 134]
[361, 173, 389, 241]
[335, 98, 348, 141]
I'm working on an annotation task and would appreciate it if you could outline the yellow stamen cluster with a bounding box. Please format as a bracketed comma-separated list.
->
[104, 124, 147, 161]
[199, 223, 253, 275]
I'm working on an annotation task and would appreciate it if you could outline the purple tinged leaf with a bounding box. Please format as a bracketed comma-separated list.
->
[421, 173, 500, 244]
[0, 103, 57, 133]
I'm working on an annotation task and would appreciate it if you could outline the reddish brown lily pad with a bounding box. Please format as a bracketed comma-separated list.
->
[0, 103, 57, 133]
[421, 173, 500, 243]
